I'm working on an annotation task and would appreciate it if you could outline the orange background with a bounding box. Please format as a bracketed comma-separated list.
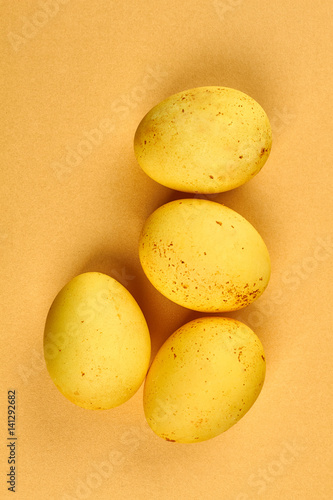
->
[1, 1, 332, 499]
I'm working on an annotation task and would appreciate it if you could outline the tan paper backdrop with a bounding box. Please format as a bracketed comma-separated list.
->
[1, 0, 332, 498]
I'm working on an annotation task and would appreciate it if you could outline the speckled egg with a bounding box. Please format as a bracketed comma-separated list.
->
[43, 272, 151, 410]
[143, 317, 266, 443]
[139, 198, 271, 312]
[134, 86, 272, 193]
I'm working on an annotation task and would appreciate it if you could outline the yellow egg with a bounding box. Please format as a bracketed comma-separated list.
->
[134, 86, 272, 193]
[139, 199, 270, 312]
[143, 317, 266, 443]
[43, 272, 151, 410]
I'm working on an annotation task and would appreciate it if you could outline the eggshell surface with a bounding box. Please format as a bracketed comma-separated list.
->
[134, 86, 272, 193]
[43, 272, 151, 410]
[143, 317, 266, 443]
[139, 199, 271, 312]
